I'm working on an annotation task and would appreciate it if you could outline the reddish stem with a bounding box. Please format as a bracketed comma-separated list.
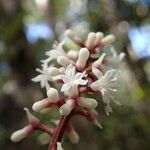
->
[35, 124, 53, 136]
[48, 114, 72, 150]
[74, 37, 85, 47]
[73, 109, 96, 123]
[79, 86, 102, 96]
[89, 42, 103, 53]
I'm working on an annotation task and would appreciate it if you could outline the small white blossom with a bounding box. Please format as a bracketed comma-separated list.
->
[45, 41, 67, 63]
[108, 47, 125, 68]
[60, 64, 88, 97]
[90, 67, 118, 104]
[32, 61, 52, 91]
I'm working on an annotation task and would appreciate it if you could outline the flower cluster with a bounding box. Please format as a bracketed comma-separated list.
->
[10, 29, 125, 150]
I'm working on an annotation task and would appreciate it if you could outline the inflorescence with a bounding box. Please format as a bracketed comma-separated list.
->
[10, 29, 125, 150]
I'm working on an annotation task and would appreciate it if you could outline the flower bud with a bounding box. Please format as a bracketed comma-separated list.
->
[24, 108, 40, 125]
[92, 67, 103, 79]
[59, 67, 65, 73]
[92, 53, 106, 67]
[48, 67, 60, 76]
[76, 48, 90, 70]
[101, 34, 115, 45]
[65, 29, 75, 40]
[32, 99, 50, 112]
[68, 130, 79, 144]
[57, 56, 73, 67]
[67, 50, 78, 60]
[78, 97, 98, 109]
[95, 32, 104, 45]
[85, 32, 96, 48]
[47, 88, 59, 103]
[93, 119, 103, 129]
[60, 100, 74, 116]
[57, 142, 64, 150]
[10, 126, 32, 143]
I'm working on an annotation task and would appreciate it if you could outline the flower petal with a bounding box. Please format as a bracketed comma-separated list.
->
[90, 80, 101, 91]
[92, 67, 103, 79]
[31, 75, 43, 82]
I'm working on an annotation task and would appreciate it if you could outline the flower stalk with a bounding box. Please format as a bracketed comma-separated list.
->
[10, 29, 125, 150]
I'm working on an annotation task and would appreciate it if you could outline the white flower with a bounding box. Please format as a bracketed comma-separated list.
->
[60, 64, 88, 97]
[45, 41, 67, 63]
[57, 142, 64, 150]
[90, 67, 118, 103]
[108, 47, 125, 68]
[31, 61, 52, 91]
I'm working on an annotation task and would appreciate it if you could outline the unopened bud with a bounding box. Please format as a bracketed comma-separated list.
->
[57, 56, 73, 67]
[65, 29, 75, 40]
[68, 130, 79, 144]
[76, 48, 89, 70]
[59, 67, 65, 74]
[101, 34, 115, 45]
[49, 67, 60, 76]
[60, 100, 74, 116]
[78, 97, 98, 109]
[10, 126, 31, 143]
[92, 53, 106, 67]
[85, 32, 96, 48]
[32, 99, 50, 112]
[92, 67, 103, 79]
[47, 88, 59, 103]
[24, 108, 40, 125]
[93, 119, 103, 129]
[57, 142, 64, 150]
[67, 50, 78, 60]
[95, 32, 104, 45]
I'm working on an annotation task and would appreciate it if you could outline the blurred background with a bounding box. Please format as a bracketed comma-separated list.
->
[0, 0, 150, 150]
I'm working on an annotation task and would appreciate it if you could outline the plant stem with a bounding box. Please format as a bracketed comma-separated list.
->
[48, 114, 72, 150]
[35, 124, 53, 136]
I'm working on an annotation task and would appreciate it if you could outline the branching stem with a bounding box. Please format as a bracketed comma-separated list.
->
[48, 114, 72, 150]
